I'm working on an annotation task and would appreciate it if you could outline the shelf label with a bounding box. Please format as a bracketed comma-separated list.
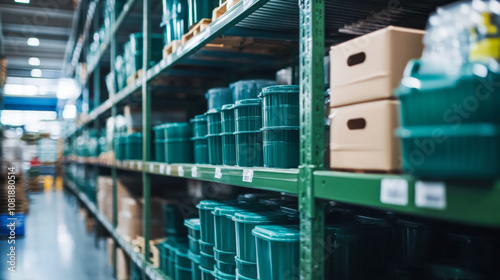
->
[191, 166, 198, 177]
[176, 47, 183, 56]
[215, 167, 222, 179]
[149, 164, 154, 173]
[242, 169, 254, 183]
[415, 181, 446, 210]
[166, 165, 172, 175]
[166, 55, 172, 65]
[129, 161, 134, 169]
[380, 178, 408, 206]
[137, 161, 142, 170]
[159, 164, 165, 173]
[160, 59, 167, 68]
[204, 26, 211, 40]
[178, 166, 184, 177]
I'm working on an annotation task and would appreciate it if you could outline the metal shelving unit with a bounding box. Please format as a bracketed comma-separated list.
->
[63, 0, 500, 279]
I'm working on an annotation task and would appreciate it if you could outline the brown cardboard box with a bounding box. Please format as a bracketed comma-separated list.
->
[116, 246, 130, 280]
[116, 197, 167, 240]
[330, 26, 424, 107]
[97, 176, 133, 222]
[330, 100, 401, 171]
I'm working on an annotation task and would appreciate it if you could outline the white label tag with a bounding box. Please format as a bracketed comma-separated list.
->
[215, 167, 222, 179]
[415, 181, 446, 210]
[166, 165, 172, 175]
[178, 166, 184, 177]
[159, 164, 165, 173]
[242, 169, 254, 182]
[191, 166, 198, 177]
[137, 161, 142, 170]
[166, 56, 172, 65]
[176, 47, 183, 55]
[149, 164, 154, 173]
[154, 64, 160, 74]
[160, 59, 167, 68]
[204, 26, 211, 39]
[380, 178, 408, 206]
[129, 161, 134, 169]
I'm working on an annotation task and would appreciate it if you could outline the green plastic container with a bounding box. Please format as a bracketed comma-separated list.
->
[189, 251, 202, 280]
[162, 0, 188, 43]
[207, 108, 223, 136]
[207, 135, 223, 165]
[234, 131, 263, 167]
[397, 124, 500, 179]
[235, 257, 257, 279]
[235, 272, 256, 280]
[222, 134, 236, 166]
[192, 136, 209, 164]
[165, 139, 194, 163]
[163, 203, 191, 236]
[155, 140, 165, 162]
[200, 240, 215, 256]
[253, 225, 300, 280]
[221, 104, 236, 134]
[200, 265, 216, 280]
[176, 264, 193, 280]
[215, 257, 236, 275]
[165, 122, 193, 140]
[261, 85, 300, 128]
[191, 114, 208, 138]
[115, 136, 126, 160]
[129, 32, 164, 54]
[187, 0, 217, 27]
[234, 99, 262, 132]
[261, 127, 299, 168]
[206, 88, 233, 110]
[213, 268, 236, 280]
[153, 124, 166, 140]
[185, 218, 201, 254]
[233, 211, 288, 264]
[176, 244, 193, 268]
[396, 60, 500, 127]
[395, 219, 431, 268]
[230, 80, 277, 102]
[200, 251, 216, 270]
[164, 238, 189, 277]
[197, 200, 232, 245]
[125, 133, 143, 160]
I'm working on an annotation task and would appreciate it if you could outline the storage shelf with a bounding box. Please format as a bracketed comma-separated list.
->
[314, 171, 500, 228]
[65, 181, 169, 280]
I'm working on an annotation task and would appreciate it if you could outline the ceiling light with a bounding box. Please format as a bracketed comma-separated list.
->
[27, 37, 39, 46]
[57, 78, 80, 99]
[31, 69, 42, 78]
[63, 105, 77, 119]
[28, 57, 40, 66]
[4, 84, 38, 96]
[14, 0, 30, 3]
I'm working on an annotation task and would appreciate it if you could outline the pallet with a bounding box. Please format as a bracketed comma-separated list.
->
[162, 40, 182, 58]
[126, 69, 142, 85]
[132, 236, 166, 268]
[182, 19, 212, 44]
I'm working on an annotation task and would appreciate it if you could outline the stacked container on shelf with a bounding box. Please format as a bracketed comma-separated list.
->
[190, 114, 209, 164]
[329, 25, 424, 172]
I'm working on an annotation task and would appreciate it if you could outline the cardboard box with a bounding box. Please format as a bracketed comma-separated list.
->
[116, 197, 167, 240]
[116, 246, 130, 280]
[329, 100, 401, 171]
[97, 176, 132, 222]
[330, 26, 424, 107]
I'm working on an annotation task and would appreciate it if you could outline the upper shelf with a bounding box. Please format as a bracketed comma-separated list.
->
[65, 157, 500, 228]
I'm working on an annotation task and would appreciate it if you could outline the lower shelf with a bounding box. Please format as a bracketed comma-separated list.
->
[65, 181, 170, 280]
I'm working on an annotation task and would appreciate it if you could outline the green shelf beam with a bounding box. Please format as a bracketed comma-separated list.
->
[314, 171, 500, 228]
[65, 181, 169, 280]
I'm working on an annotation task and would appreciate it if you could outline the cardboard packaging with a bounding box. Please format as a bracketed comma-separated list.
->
[329, 100, 401, 171]
[330, 26, 424, 107]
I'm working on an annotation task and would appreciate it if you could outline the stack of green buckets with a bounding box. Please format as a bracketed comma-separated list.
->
[164, 122, 193, 163]
[185, 218, 202, 280]
[221, 105, 237, 165]
[190, 114, 209, 164]
[234, 98, 263, 167]
[153, 124, 166, 162]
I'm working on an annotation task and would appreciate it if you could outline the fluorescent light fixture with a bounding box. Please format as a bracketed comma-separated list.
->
[31, 69, 42, 77]
[28, 57, 40, 66]
[63, 105, 77, 119]
[4, 84, 38, 96]
[15, 0, 30, 3]
[57, 78, 80, 99]
[27, 37, 39, 46]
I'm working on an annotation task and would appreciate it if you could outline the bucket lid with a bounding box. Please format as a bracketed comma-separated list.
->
[233, 211, 288, 224]
[164, 122, 190, 129]
[279, 206, 300, 219]
[237, 193, 278, 202]
[190, 114, 207, 123]
[252, 225, 300, 242]
[153, 124, 165, 130]
[188, 250, 201, 263]
[260, 126, 300, 131]
[191, 136, 208, 141]
[234, 98, 261, 108]
[212, 205, 266, 218]
[127, 133, 143, 138]
[221, 104, 235, 111]
[207, 108, 222, 115]
[184, 218, 201, 231]
[356, 214, 391, 227]
[260, 85, 300, 96]
[259, 197, 297, 207]
[207, 87, 231, 95]
[230, 79, 276, 89]
[197, 200, 235, 210]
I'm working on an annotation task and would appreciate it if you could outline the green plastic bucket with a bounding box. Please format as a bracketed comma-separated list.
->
[253, 225, 300, 280]
[162, 0, 189, 42]
[222, 134, 236, 166]
[153, 124, 166, 140]
[192, 136, 209, 164]
[396, 60, 500, 127]
[155, 140, 165, 162]
[261, 85, 300, 128]
[207, 108, 223, 136]
[200, 240, 215, 256]
[397, 124, 500, 179]
[185, 218, 201, 254]
[221, 104, 236, 134]
[261, 127, 299, 168]
[230, 80, 277, 102]
[235, 272, 256, 280]
[163, 203, 190, 236]
[115, 136, 126, 160]
[214, 248, 236, 265]
[197, 200, 232, 244]
[200, 265, 216, 280]
[189, 251, 202, 280]
[165, 139, 194, 163]
[206, 88, 233, 110]
[213, 268, 236, 280]
[176, 264, 193, 280]
[235, 257, 257, 279]
[187, 0, 217, 27]
[129, 32, 164, 54]
[176, 244, 192, 268]
[215, 257, 236, 275]
[191, 114, 208, 138]
[207, 135, 223, 165]
[234, 98, 262, 132]
[200, 251, 216, 270]
[234, 131, 263, 167]
[164, 122, 193, 140]
[164, 237, 189, 277]
[125, 133, 143, 160]
[233, 211, 288, 264]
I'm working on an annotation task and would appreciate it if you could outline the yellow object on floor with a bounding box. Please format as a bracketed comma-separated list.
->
[55, 176, 63, 191]
[44, 176, 54, 191]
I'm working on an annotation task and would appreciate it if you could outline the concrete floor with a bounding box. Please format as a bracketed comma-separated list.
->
[0, 190, 116, 280]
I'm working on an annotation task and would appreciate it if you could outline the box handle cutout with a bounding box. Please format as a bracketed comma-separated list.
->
[347, 52, 366, 66]
[347, 118, 366, 130]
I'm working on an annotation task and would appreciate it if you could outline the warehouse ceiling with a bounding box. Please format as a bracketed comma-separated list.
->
[0, 0, 75, 106]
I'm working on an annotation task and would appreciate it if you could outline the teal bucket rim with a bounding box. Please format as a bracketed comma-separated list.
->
[260, 126, 300, 131]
